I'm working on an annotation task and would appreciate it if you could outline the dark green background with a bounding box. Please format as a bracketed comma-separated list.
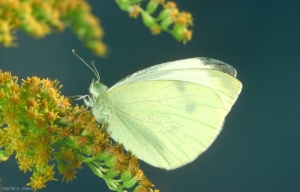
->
[0, 0, 299, 191]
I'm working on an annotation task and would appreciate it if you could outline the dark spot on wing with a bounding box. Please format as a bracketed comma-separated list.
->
[175, 82, 186, 92]
[185, 102, 196, 114]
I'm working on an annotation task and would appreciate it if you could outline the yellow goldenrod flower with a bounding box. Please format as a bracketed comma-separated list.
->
[0, 0, 107, 57]
[0, 69, 159, 191]
[116, 0, 193, 44]
[27, 173, 47, 190]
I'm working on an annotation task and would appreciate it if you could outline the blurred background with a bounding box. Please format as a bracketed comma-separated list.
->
[0, 0, 299, 191]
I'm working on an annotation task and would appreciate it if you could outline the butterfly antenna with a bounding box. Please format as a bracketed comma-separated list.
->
[91, 61, 100, 82]
[72, 49, 100, 81]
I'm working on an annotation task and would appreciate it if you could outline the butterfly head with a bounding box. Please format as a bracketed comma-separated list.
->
[72, 49, 108, 107]
[89, 79, 108, 98]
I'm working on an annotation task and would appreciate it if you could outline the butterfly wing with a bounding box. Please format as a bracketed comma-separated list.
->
[104, 64, 241, 169]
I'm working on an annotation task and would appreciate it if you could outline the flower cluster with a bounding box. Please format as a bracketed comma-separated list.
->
[0, 0, 107, 57]
[0, 70, 158, 192]
[115, 0, 193, 44]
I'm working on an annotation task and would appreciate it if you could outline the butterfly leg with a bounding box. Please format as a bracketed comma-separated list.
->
[73, 94, 93, 108]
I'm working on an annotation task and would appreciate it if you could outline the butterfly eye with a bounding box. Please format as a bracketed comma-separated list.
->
[92, 81, 101, 92]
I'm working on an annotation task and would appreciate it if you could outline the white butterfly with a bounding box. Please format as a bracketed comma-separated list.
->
[77, 54, 242, 170]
